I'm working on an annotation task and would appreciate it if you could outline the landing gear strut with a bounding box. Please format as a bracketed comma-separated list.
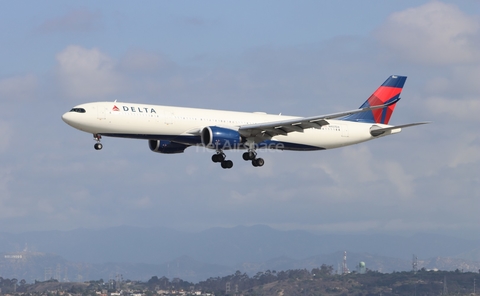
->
[93, 134, 103, 150]
[242, 150, 264, 167]
[212, 151, 233, 169]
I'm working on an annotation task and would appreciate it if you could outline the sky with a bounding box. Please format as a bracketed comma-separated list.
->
[0, 1, 479, 240]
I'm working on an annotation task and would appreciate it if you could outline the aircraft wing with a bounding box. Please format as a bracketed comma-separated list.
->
[238, 100, 399, 138]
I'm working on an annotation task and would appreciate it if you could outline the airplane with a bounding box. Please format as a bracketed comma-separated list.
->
[62, 75, 428, 169]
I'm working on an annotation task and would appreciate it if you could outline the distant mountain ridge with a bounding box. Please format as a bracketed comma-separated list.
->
[0, 225, 479, 282]
[1, 225, 478, 264]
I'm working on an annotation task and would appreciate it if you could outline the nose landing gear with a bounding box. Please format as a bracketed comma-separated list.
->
[93, 134, 103, 150]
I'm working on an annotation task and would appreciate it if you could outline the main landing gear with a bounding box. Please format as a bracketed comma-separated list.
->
[242, 150, 264, 167]
[211, 151, 233, 169]
[93, 134, 103, 150]
[211, 150, 265, 169]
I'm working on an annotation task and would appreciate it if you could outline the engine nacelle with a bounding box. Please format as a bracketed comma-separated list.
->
[201, 126, 242, 149]
[148, 140, 189, 154]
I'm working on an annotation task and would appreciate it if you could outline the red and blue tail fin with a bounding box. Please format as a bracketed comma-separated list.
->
[342, 75, 407, 124]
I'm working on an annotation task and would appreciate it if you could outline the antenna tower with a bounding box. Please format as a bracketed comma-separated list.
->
[342, 251, 349, 275]
[55, 264, 61, 281]
[44, 268, 53, 281]
[443, 275, 448, 295]
[116, 274, 123, 290]
[63, 266, 69, 282]
[412, 254, 418, 274]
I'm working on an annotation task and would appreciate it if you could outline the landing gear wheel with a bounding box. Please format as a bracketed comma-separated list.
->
[212, 153, 226, 163]
[94, 143, 103, 150]
[221, 160, 233, 169]
[211, 151, 232, 168]
[252, 158, 264, 167]
[242, 151, 256, 161]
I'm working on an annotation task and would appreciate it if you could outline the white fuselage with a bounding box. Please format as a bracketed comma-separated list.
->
[62, 101, 398, 151]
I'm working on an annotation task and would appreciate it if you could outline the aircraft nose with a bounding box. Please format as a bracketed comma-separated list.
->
[62, 112, 73, 125]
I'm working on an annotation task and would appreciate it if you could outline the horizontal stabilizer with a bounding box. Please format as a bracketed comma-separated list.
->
[370, 122, 430, 137]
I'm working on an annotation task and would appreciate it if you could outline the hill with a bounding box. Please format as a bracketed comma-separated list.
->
[1, 225, 479, 282]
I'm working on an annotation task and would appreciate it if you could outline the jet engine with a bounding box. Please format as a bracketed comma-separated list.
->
[148, 140, 189, 154]
[201, 126, 242, 149]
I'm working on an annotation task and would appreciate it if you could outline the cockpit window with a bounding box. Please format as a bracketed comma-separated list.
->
[70, 108, 86, 113]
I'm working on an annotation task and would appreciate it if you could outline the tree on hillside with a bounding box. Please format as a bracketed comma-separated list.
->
[312, 264, 334, 277]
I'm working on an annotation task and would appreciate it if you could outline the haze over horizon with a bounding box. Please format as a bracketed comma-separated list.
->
[0, 1, 478, 240]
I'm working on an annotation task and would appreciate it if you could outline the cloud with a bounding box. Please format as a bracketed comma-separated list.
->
[422, 63, 480, 104]
[382, 161, 415, 198]
[425, 96, 480, 121]
[376, 1, 480, 65]
[1, 1, 478, 240]
[310, 145, 416, 201]
[447, 133, 480, 168]
[56, 45, 124, 99]
[119, 50, 175, 74]
[0, 168, 28, 219]
[0, 74, 38, 102]
[55, 46, 183, 101]
[37, 9, 101, 33]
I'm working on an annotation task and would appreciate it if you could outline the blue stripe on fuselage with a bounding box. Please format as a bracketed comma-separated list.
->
[100, 134, 324, 151]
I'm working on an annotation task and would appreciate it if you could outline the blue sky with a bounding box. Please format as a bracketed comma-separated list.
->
[0, 1, 479, 240]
